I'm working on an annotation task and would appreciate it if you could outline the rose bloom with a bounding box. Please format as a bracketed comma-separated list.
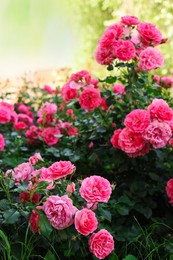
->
[68, 126, 78, 136]
[29, 153, 43, 165]
[118, 128, 145, 154]
[74, 208, 98, 236]
[127, 142, 150, 158]
[113, 83, 126, 95]
[29, 210, 40, 233]
[124, 109, 150, 133]
[166, 178, 173, 205]
[89, 229, 114, 259]
[49, 161, 75, 180]
[148, 98, 173, 122]
[18, 104, 32, 115]
[13, 162, 34, 184]
[79, 86, 102, 111]
[0, 133, 5, 151]
[66, 182, 75, 194]
[94, 44, 115, 65]
[43, 85, 53, 94]
[137, 22, 162, 46]
[159, 76, 173, 88]
[169, 138, 173, 147]
[61, 82, 78, 102]
[25, 125, 42, 140]
[70, 69, 91, 83]
[80, 175, 112, 203]
[110, 129, 122, 149]
[104, 23, 124, 39]
[37, 102, 57, 125]
[113, 40, 136, 61]
[14, 121, 27, 131]
[0, 107, 11, 124]
[66, 109, 74, 116]
[100, 98, 108, 111]
[31, 167, 54, 190]
[121, 15, 139, 26]
[138, 47, 164, 71]
[19, 191, 41, 204]
[42, 127, 60, 146]
[18, 113, 33, 125]
[38, 195, 77, 230]
[143, 121, 172, 149]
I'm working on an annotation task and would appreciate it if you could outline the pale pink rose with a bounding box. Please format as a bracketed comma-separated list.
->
[29, 153, 43, 165]
[66, 182, 75, 194]
[69, 81, 85, 90]
[124, 109, 150, 133]
[0, 133, 5, 151]
[74, 208, 98, 236]
[48, 161, 75, 180]
[138, 47, 164, 71]
[61, 82, 78, 102]
[110, 129, 122, 149]
[127, 143, 150, 158]
[80, 175, 112, 203]
[148, 98, 173, 122]
[70, 70, 91, 83]
[42, 127, 60, 146]
[121, 15, 139, 25]
[38, 195, 77, 230]
[18, 114, 33, 125]
[113, 40, 136, 61]
[118, 128, 145, 154]
[43, 85, 53, 94]
[89, 229, 114, 259]
[143, 121, 172, 149]
[0, 107, 11, 124]
[166, 178, 173, 205]
[79, 87, 102, 111]
[113, 83, 126, 94]
[86, 202, 98, 211]
[13, 162, 34, 184]
[137, 22, 162, 46]
[14, 121, 27, 131]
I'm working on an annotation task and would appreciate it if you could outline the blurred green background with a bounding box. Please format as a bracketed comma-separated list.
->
[0, 0, 173, 78]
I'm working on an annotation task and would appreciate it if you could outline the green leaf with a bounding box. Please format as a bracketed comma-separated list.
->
[44, 250, 56, 260]
[0, 229, 11, 260]
[98, 207, 112, 222]
[123, 254, 138, 260]
[115, 205, 129, 216]
[3, 208, 20, 224]
[108, 252, 119, 260]
[36, 181, 50, 192]
[0, 199, 10, 210]
[39, 213, 53, 239]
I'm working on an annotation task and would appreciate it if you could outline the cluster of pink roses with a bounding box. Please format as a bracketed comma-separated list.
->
[95, 15, 166, 72]
[5, 153, 114, 259]
[61, 70, 103, 111]
[111, 98, 173, 157]
[153, 74, 173, 88]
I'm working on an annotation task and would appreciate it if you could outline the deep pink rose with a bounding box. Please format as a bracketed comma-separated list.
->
[138, 47, 164, 71]
[113, 83, 126, 95]
[79, 86, 102, 111]
[18, 114, 33, 125]
[29, 210, 40, 233]
[19, 191, 41, 204]
[137, 22, 162, 46]
[14, 121, 27, 131]
[166, 178, 173, 205]
[143, 121, 172, 149]
[113, 40, 136, 61]
[148, 98, 173, 122]
[0, 107, 11, 124]
[104, 23, 124, 39]
[94, 44, 115, 65]
[43, 85, 53, 94]
[118, 128, 145, 154]
[74, 208, 98, 236]
[80, 175, 112, 203]
[0, 134, 5, 151]
[38, 195, 77, 230]
[37, 102, 57, 125]
[124, 109, 150, 133]
[121, 15, 139, 25]
[127, 143, 150, 158]
[25, 125, 42, 140]
[42, 127, 60, 146]
[62, 82, 78, 102]
[89, 229, 114, 259]
[13, 162, 34, 184]
[49, 161, 75, 180]
[110, 129, 122, 149]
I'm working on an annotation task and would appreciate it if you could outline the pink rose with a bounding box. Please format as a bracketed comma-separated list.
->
[113, 40, 136, 61]
[0, 133, 5, 151]
[29, 153, 43, 165]
[25, 125, 42, 140]
[124, 109, 150, 133]
[42, 127, 60, 146]
[43, 85, 53, 94]
[148, 98, 173, 122]
[137, 22, 162, 46]
[118, 128, 145, 154]
[110, 129, 122, 149]
[113, 83, 126, 95]
[14, 121, 27, 131]
[80, 175, 112, 203]
[0, 107, 11, 124]
[31, 167, 54, 190]
[89, 229, 114, 259]
[18, 114, 33, 125]
[49, 161, 75, 180]
[79, 86, 102, 111]
[166, 178, 173, 205]
[38, 195, 77, 230]
[13, 162, 34, 184]
[62, 82, 78, 102]
[143, 121, 172, 149]
[66, 182, 75, 194]
[66, 109, 74, 116]
[94, 44, 115, 65]
[37, 102, 57, 125]
[127, 143, 150, 158]
[138, 47, 164, 71]
[29, 210, 40, 233]
[121, 15, 139, 26]
[74, 208, 98, 236]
